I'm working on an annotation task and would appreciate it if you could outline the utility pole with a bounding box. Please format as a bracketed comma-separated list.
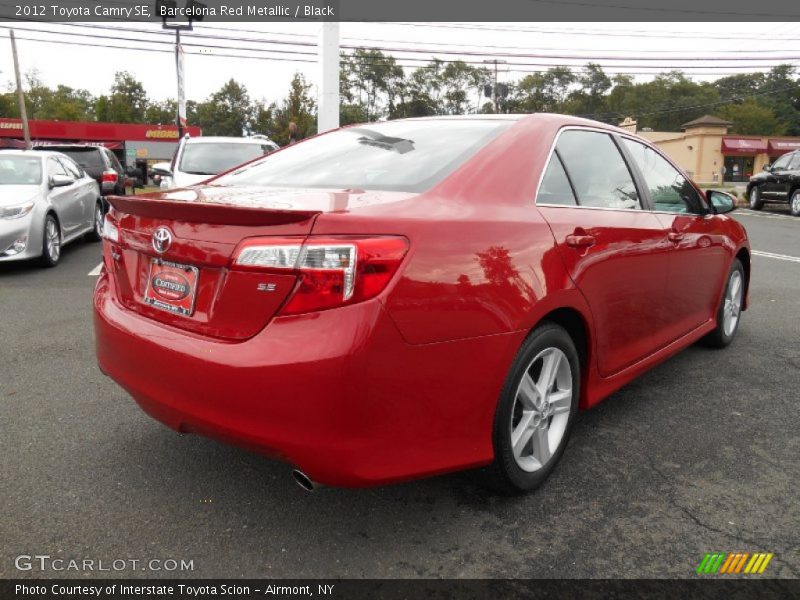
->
[9, 30, 31, 149]
[156, 1, 204, 138]
[318, 22, 340, 133]
[483, 59, 507, 114]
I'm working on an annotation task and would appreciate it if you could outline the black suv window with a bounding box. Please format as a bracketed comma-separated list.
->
[56, 148, 104, 170]
[788, 153, 800, 170]
[771, 153, 792, 171]
[622, 138, 706, 215]
[555, 130, 641, 210]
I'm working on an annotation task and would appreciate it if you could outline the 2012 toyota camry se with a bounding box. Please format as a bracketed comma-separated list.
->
[93, 114, 750, 493]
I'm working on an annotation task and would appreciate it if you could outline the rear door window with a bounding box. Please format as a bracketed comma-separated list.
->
[622, 138, 706, 215]
[555, 130, 641, 210]
[537, 153, 577, 206]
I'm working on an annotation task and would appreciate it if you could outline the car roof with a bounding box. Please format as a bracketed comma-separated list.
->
[0, 149, 50, 159]
[184, 136, 277, 145]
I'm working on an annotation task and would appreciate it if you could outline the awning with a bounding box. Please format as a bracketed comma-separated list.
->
[768, 139, 800, 155]
[721, 137, 768, 155]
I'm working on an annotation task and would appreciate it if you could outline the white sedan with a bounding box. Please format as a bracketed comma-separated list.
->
[0, 150, 102, 267]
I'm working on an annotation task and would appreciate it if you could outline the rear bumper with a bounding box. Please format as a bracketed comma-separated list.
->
[94, 270, 517, 487]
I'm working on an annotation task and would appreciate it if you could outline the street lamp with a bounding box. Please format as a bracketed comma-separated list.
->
[154, 0, 206, 137]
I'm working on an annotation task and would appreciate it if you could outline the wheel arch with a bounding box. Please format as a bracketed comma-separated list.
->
[735, 246, 751, 310]
[529, 305, 593, 408]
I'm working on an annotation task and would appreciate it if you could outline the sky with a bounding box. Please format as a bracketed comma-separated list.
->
[1, 21, 798, 107]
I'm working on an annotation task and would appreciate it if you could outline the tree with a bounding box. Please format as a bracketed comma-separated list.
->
[272, 73, 316, 145]
[194, 79, 254, 136]
[509, 66, 576, 113]
[718, 99, 787, 136]
[103, 71, 148, 123]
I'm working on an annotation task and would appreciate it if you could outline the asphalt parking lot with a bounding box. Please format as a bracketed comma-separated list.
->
[1, 207, 798, 579]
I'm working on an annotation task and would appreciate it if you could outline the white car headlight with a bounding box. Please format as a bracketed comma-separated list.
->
[1, 201, 35, 220]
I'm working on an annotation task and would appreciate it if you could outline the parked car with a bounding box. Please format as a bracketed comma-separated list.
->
[153, 135, 279, 189]
[746, 150, 800, 216]
[0, 150, 102, 267]
[94, 115, 750, 492]
[34, 144, 126, 197]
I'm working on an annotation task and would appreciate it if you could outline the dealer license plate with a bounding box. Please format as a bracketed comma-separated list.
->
[143, 258, 199, 317]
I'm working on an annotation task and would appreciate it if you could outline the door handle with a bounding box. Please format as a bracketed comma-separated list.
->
[668, 232, 684, 243]
[565, 234, 596, 248]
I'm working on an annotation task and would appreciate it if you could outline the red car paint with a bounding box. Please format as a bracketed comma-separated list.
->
[93, 114, 750, 487]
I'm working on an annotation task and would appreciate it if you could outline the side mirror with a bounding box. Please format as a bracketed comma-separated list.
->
[763, 163, 772, 171]
[707, 190, 737, 215]
[50, 174, 74, 188]
[151, 163, 172, 177]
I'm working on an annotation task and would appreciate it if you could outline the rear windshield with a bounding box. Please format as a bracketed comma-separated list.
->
[179, 142, 273, 176]
[216, 120, 513, 193]
[0, 156, 42, 185]
[53, 148, 105, 169]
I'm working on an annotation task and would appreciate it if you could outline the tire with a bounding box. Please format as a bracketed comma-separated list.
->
[88, 200, 104, 242]
[790, 189, 800, 217]
[748, 186, 763, 210]
[39, 213, 61, 268]
[483, 322, 581, 494]
[702, 258, 745, 348]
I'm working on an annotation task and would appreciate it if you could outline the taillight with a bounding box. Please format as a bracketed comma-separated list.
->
[233, 236, 409, 315]
[102, 170, 118, 183]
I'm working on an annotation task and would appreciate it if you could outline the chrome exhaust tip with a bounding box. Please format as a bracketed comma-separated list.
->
[291, 469, 319, 492]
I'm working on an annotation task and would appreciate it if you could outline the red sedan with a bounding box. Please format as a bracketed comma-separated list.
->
[94, 114, 750, 492]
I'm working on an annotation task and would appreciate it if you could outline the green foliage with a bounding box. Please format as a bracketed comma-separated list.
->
[5, 56, 800, 145]
[718, 99, 787, 136]
[193, 79, 254, 136]
[270, 73, 317, 145]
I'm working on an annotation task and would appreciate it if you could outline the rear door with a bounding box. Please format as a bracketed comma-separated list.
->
[536, 128, 674, 377]
[46, 157, 82, 237]
[57, 156, 95, 226]
[621, 137, 730, 339]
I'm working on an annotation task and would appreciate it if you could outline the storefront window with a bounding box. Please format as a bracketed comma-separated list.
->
[723, 156, 754, 182]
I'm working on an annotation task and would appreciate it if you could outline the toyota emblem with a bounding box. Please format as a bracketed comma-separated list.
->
[152, 227, 172, 254]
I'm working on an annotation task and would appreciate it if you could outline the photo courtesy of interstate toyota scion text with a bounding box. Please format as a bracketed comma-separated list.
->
[93, 113, 750, 493]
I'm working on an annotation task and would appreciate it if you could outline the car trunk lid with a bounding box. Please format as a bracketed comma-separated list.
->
[105, 185, 326, 340]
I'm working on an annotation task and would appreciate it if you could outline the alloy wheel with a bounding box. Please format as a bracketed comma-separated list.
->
[723, 270, 743, 337]
[510, 347, 573, 473]
[750, 189, 758, 208]
[792, 192, 800, 216]
[95, 204, 104, 238]
[46, 218, 60, 262]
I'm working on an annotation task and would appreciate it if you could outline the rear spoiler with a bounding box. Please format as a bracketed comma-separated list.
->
[107, 195, 321, 227]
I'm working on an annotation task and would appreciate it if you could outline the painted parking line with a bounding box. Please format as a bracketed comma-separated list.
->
[88, 263, 103, 276]
[737, 209, 798, 221]
[752, 250, 800, 264]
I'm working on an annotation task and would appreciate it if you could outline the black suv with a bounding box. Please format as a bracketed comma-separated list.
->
[747, 150, 800, 216]
[34, 144, 126, 197]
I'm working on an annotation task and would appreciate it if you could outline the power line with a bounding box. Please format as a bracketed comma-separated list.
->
[22, 19, 800, 56]
[523, 0, 800, 18]
[391, 21, 800, 41]
[7, 20, 799, 63]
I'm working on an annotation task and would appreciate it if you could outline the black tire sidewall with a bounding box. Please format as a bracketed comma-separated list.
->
[713, 259, 744, 347]
[491, 323, 581, 492]
[791, 190, 800, 217]
[89, 201, 104, 242]
[749, 187, 763, 210]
